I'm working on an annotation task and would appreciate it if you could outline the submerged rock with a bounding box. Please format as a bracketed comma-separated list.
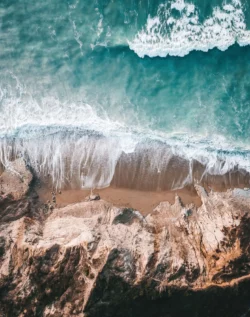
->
[1, 174, 250, 316]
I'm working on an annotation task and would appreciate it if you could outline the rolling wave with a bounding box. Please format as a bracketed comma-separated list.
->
[129, 0, 250, 57]
[1, 123, 250, 190]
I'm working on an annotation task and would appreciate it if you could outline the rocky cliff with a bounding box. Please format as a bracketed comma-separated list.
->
[1, 159, 250, 317]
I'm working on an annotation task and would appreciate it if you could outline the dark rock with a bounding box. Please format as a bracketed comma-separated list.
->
[0, 236, 5, 257]
[113, 208, 142, 226]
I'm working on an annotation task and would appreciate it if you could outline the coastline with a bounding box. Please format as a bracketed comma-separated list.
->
[1, 158, 250, 316]
[36, 163, 250, 216]
[1, 0, 250, 315]
[37, 185, 202, 216]
[1, 129, 250, 193]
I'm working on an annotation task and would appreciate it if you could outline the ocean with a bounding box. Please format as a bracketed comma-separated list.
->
[0, 0, 250, 190]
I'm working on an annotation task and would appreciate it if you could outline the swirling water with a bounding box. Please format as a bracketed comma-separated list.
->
[0, 0, 250, 189]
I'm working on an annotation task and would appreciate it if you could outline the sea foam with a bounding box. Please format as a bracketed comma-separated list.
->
[129, 0, 250, 58]
[0, 124, 250, 190]
[0, 74, 249, 190]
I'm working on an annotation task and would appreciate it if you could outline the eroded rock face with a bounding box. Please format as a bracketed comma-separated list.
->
[1, 164, 250, 317]
[0, 158, 33, 200]
[0, 159, 38, 224]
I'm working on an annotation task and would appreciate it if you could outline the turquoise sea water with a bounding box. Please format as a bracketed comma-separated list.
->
[0, 0, 250, 189]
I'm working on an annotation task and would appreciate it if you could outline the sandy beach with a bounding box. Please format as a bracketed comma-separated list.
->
[38, 185, 204, 215]
[36, 165, 250, 216]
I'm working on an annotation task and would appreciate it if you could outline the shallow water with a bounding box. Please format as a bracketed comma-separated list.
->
[0, 0, 250, 189]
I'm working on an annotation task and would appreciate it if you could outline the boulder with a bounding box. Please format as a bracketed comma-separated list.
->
[87, 194, 100, 201]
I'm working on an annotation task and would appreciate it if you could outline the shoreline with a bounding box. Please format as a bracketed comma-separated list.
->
[36, 168, 250, 216]
[1, 131, 250, 192]
[37, 185, 202, 216]
[2, 158, 250, 317]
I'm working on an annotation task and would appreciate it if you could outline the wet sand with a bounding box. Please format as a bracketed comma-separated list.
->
[38, 185, 202, 216]
[35, 153, 250, 216]
[36, 165, 250, 216]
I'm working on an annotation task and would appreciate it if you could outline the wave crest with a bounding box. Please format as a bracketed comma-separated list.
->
[1, 125, 250, 191]
[129, 0, 250, 58]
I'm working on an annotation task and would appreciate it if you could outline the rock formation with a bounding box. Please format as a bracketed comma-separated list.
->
[1, 159, 250, 316]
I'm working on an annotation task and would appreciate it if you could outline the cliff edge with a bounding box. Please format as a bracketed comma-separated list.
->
[1, 160, 250, 317]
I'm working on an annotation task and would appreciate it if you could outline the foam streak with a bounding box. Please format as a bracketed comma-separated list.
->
[129, 0, 250, 57]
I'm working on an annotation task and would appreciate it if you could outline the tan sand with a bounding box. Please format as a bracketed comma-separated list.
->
[37, 185, 201, 216]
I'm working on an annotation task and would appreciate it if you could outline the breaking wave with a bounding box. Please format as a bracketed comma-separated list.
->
[129, 0, 250, 58]
[1, 123, 250, 190]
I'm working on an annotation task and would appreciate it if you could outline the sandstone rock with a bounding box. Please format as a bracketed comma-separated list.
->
[87, 194, 100, 201]
[0, 159, 39, 224]
[0, 186, 250, 316]
[0, 158, 32, 200]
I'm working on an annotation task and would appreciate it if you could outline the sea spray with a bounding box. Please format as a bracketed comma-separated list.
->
[129, 0, 250, 57]
[0, 127, 250, 190]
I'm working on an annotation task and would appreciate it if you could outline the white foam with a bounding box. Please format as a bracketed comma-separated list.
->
[129, 0, 250, 58]
[0, 73, 126, 138]
[1, 73, 250, 190]
[0, 74, 140, 189]
[1, 120, 250, 191]
[171, 0, 186, 12]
